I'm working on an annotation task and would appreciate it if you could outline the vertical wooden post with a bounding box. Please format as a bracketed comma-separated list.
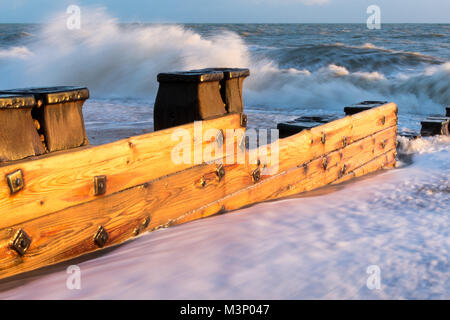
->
[206, 68, 250, 113]
[154, 70, 226, 131]
[0, 94, 45, 162]
[0, 87, 90, 153]
[153, 68, 250, 131]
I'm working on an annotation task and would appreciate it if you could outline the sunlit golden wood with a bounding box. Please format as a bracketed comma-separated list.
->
[0, 113, 242, 228]
[0, 103, 398, 280]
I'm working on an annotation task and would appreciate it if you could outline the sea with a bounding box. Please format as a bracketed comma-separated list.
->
[0, 10, 449, 299]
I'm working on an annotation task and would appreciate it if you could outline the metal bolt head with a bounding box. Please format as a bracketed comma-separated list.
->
[94, 175, 107, 195]
[94, 226, 109, 248]
[142, 216, 151, 229]
[240, 113, 248, 127]
[6, 169, 24, 194]
[11, 229, 31, 256]
[322, 157, 328, 170]
[216, 164, 225, 181]
[302, 163, 309, 174]
[339, 164, 347, 178]
[252, 167, 260, 183]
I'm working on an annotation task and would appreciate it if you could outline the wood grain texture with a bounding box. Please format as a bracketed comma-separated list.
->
[0, 103, 395, 230]
[0, 122, 396, 280]
[265, 102, 397, 174]
[41, 100, 88, 152]
[177, 148, 396, 226]
[222, 77, 245, 113]
[0, 103, 398, 279]
[0, 109, 45, 162]
[173, 126, 397, 225]
[0, 113, 242, 228]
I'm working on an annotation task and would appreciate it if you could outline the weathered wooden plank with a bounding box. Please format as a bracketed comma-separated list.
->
[0, 159, 255, 279]
[0, 103, 396, 230]
[261, 102, 397, 173]
[174, 126, 397, 225]
[0, 113, 243, 228]
[0, 123, 396, 280]
[333, 148, 396, 185]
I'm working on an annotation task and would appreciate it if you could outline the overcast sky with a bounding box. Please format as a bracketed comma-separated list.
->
[1, 0, 449, 23]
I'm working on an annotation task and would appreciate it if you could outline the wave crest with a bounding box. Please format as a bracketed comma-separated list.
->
[0, 9, 447, 116]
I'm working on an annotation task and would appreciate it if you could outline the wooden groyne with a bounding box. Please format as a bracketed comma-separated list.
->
[0, 68, 401, 280]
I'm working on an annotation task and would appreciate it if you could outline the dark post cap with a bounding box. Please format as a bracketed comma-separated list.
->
[157, 70, 224, 83]
[344, 101, 388, 115]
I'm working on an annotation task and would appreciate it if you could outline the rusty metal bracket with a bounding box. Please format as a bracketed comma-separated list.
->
[339, 164, 347, 178]
[134, 216, 151, 236]
[240, 113, 247, 128]
[6, 169, 24, 194]
[321, 132, 326, 144]
[302, 162, 309, 174]
[142, 216, 151, 229]
[252, 167, 261, 183]
[94, 226, 109, 248]
[322, 157, 328, 170]
[94, 175, 107, 195]
[216, 164, 225, 181]
[11, 229, 31, 256]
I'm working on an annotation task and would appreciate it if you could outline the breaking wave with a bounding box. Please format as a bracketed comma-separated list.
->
[0, 8, 448, 116]
[271, 42, 444, 72]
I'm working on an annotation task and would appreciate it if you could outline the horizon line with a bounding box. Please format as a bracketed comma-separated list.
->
[1, 21, 449, 24]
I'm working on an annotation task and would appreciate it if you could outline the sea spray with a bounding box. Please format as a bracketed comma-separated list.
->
[0, 8, 448, 116]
